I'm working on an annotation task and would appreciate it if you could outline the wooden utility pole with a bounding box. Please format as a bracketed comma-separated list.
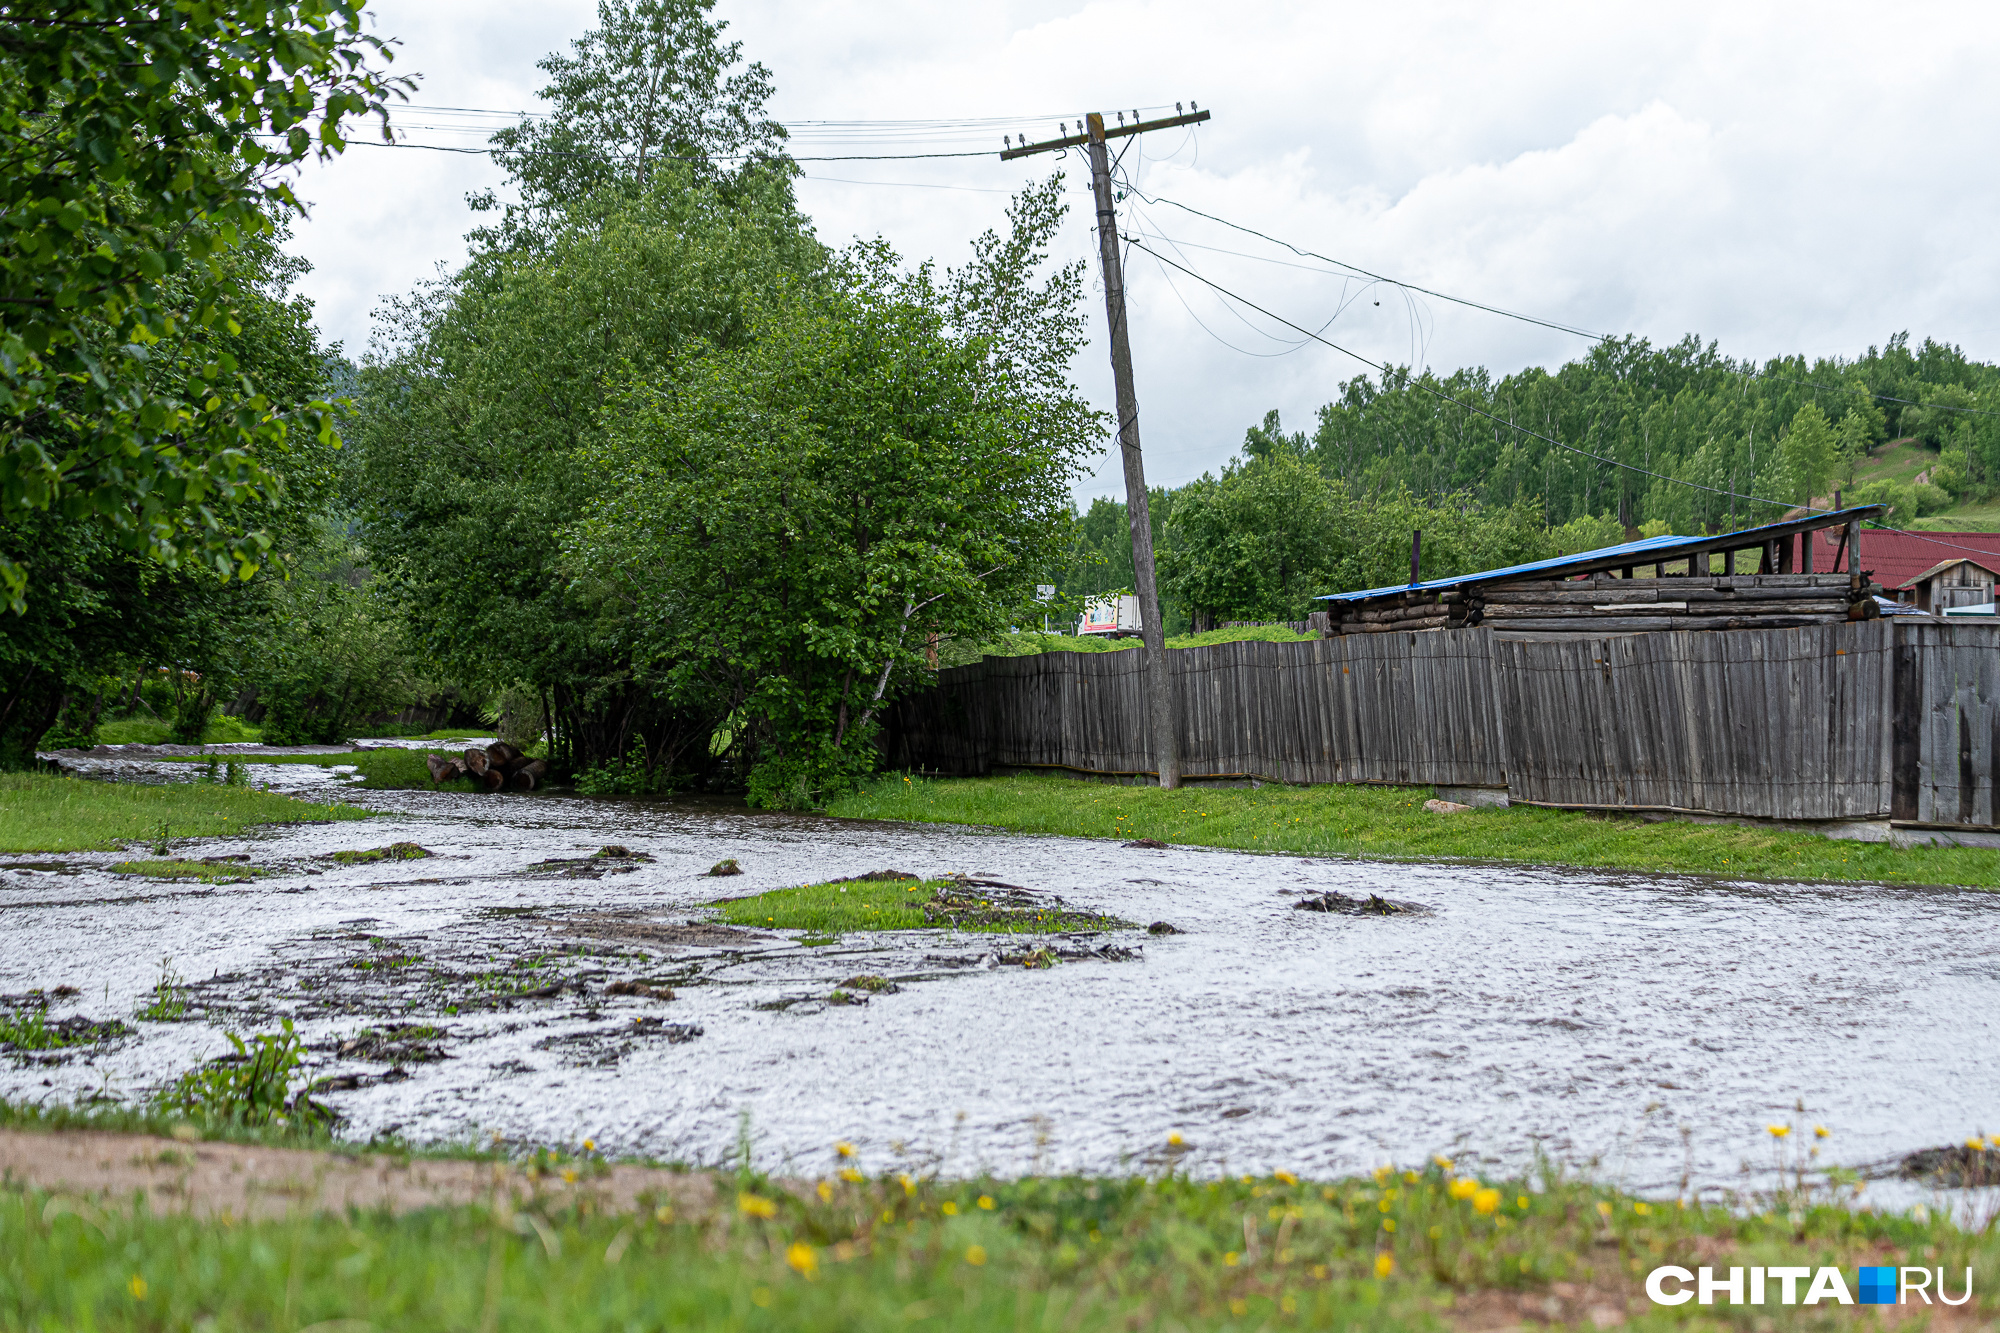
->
[1002, 105, 1210, 789]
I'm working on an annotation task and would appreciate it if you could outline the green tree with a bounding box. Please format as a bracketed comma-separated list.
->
[475, 0, 788, 247]
[1779, 402, 1840, 506]
[0, 0, 405, 610]
[357, 170, 818, 774]
[566, 184, 1098, 806]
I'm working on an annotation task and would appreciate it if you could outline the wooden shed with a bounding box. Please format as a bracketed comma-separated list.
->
[1318, 506, 1887, 636]
[1897, 557, 1998, 614]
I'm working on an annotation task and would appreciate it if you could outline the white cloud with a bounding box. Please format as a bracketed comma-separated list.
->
[283, 0, 2000, 498]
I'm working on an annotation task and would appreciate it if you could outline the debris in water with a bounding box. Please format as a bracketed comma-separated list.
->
[606, 980, 676, 1001]
[828, 869, 918, 883]
[1147, 921, 1183, 935]
[1293, 892, 1429, 916]
[1895, 1141, 2000, 1187]
[1123, 838, 1169, 849]
[329, 843, 432, 864]
[1423, 799, 1474, 815]
[839, 975, 901, 994]
[707, 858, 743, 876]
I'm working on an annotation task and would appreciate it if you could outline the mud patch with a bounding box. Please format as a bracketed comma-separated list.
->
[334, 1025, 451, 1063]
[1894, 1141, 2000, 1187]
[562, 914, 774, 949]
[1294, 891, 1430, 916]
[919, 878, 1133, 932]
[328, 843, 433, 864]
[535, 1016, 702, 1065]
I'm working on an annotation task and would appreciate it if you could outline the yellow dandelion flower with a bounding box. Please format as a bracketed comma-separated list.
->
[1595, 1201, 1612, 1217]
[1814, 1125, 1830, 1139]
[899, 1174, 916, 1196]
[1768, 1124, 1790, 1138]
[977, 1195, 995, 1210]
[1632, 1201, 1651, 1215]
[583, 1138, 595, 1151]
[1374, 1252, 1395, 1278]
[1432, 1155, 1454, 1170]
[839, 1168, 864, 1184]
[1472, 1188, 1500, 1215]
[1969, 1139, 1988, 1152]
[737, 1192, 777, 1219]
[1447, 1179, 1478, 1200]
[1167, 1132, 1184, 1147]
[786, 1242, 818, 1278]
[128, 1275, 147, 1301]
[654, 1205, 673, 1223]
[1223, 1251, 1239, 1267]
[941, 1200, 958, 1216]
[836, 1141, 856, 1158]
[816, 1181, 833, 1202]
[964, 1245, 987, 1266]
[561, 1168, 577, 1184]
[1312, 1264, 1330, 1280]
[1274, 1170, 1297, 1185]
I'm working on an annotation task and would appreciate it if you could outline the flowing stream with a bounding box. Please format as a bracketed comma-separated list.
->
[6, 749, 1997, 1210]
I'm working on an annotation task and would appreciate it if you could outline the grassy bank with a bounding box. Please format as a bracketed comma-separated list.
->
[829, 774, 2000, 888]
[0, 773, 369, 853]
[150, 746, 493, 791]
[713, 877, 1129, 934]
[0, 1143, 1986, 1332]
[93, 715, 262, 746]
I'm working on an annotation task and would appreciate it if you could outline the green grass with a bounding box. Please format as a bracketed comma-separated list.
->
[1852, 436, 1938, 488]
[830, 774, 2000, 888]
[714, 878, 947, 932]
[92, 714, 261, 746]
[0, 772, 370, 853]
[151, 746, 491, 790]
[0, 1149, 1991, 1332]
[713, 877, 1128, 933]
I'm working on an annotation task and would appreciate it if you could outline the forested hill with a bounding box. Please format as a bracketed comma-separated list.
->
[1283, 331, 1999, 530]
[1059, 332, 2000, 628]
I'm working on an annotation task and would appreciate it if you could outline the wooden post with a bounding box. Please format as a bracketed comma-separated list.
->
[1802, 528, 1813, 573]
[1410, 529, 1422, 585]
[1847, 515, 1863, 594]
[1085, 111, 1179, 789]
[1891, 623, 1921, 821]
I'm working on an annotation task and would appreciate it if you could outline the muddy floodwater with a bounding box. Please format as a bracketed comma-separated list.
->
[7, 753, 1999, 1204]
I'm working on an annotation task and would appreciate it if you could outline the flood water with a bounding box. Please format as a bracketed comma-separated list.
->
[7, 749, 1998, 1207]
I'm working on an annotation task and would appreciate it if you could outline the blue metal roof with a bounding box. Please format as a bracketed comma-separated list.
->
[1316, 510, 1875, 603]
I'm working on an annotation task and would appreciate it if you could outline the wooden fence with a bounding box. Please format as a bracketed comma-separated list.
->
[883, 621, 2000, 826]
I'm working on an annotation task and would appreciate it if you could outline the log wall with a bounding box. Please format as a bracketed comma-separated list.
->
[883, 621, 2000, 824]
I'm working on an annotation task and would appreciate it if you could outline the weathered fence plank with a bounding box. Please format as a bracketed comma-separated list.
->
[882, 622, 2000, 822]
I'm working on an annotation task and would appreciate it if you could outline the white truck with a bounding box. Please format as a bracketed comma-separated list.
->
[1078, 594, 1142, 636]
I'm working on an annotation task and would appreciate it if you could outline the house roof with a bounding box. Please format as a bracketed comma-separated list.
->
[1899, 555, 2000, 588]
[1318, 507, 1884, 604]
[1813, 528, 2000, 589]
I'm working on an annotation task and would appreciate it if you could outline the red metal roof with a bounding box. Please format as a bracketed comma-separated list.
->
[1790, 527, 2000, 589]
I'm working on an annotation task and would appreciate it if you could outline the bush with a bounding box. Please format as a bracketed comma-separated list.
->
[151, 1020, 331, 1128]
[744, 748, 872, 811]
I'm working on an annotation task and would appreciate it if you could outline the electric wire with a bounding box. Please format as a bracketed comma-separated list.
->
[1124, 183, 2000, 424]
[1124, 236, 2000, 577]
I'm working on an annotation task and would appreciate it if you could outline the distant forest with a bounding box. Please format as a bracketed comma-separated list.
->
[1061, 332, 2000, 628]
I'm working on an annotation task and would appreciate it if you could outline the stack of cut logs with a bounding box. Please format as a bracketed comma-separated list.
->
[1331, 573, 1884, 636]
[426, 742, 549, 792]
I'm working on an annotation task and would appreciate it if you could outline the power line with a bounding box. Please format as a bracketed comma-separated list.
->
[1126, 234, 2000, 577]
[1124, 236, 1834, 518]
[1126, 183, 2000, 425]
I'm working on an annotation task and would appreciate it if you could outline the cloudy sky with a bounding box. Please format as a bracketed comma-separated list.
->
[287, 0, 2000, 500]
